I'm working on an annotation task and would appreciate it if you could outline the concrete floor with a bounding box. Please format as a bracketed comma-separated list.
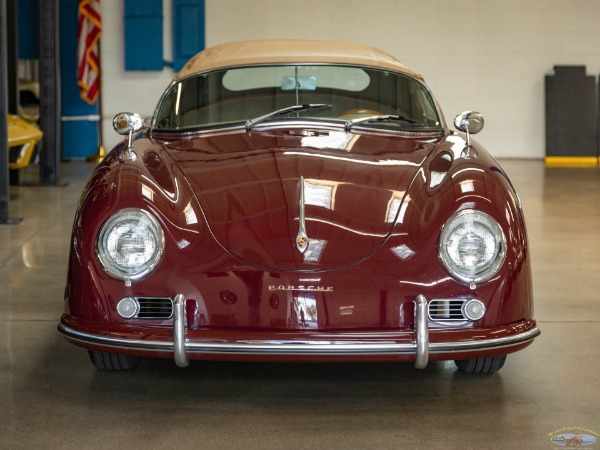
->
[1, 160, 598, 449]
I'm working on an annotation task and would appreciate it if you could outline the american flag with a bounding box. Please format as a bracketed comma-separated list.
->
[77, 0, 102, 104]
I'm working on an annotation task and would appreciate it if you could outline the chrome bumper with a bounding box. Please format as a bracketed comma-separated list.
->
[173, 294, 189, 368]
[58, 294, 540, 369]
[414, 294, 429, 369]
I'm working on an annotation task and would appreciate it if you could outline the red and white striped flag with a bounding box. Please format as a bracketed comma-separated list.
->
[77, 0, 102, 104]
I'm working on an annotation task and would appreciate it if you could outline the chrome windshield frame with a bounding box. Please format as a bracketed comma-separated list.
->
[149, 63, 447, 137]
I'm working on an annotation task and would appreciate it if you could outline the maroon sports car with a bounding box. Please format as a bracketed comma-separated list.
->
[59, 40, 539, 373]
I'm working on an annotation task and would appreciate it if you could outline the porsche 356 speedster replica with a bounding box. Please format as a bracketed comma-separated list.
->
[58, 40, 539, 373]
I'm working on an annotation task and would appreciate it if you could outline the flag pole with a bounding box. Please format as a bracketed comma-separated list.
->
[77, 0, 104, 163]
[86, 37, 105, 163]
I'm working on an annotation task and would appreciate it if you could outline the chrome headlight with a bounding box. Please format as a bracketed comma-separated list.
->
[96, 209, 165, 281]
[438, 210, 506, 283]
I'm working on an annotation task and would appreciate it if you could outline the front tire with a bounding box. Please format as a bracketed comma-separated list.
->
[454, 355, 506, 374]
[88, 350, 140, 370]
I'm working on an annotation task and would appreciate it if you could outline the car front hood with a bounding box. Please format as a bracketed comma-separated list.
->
[162, 126, 440, 271]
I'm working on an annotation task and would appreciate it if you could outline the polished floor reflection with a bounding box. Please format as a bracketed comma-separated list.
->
[1, 160, 599, 449]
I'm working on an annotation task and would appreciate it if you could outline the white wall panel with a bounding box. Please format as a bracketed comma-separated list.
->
[101, 0, 600, 157]
[100, 1, 174, 149]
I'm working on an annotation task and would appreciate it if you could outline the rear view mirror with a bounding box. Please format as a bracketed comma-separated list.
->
[453, 111, 484, 147]
[113, 112, 145, 158]
[281, 76, 317, 91]
[113, 112, 145, 136]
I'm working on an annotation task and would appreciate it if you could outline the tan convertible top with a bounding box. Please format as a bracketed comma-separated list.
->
[175, 40, 422, 80]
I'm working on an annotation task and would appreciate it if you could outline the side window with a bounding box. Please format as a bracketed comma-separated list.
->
[155, 87, 177, 129]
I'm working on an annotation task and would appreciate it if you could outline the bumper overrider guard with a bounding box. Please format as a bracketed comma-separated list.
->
[58, 294, 540, 368]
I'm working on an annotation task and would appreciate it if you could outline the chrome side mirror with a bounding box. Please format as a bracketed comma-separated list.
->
[453, 111, 484, 147]
[113, 113, 145, 158]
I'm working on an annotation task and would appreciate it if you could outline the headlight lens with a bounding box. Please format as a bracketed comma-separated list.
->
[96, 209, 165, 281]
[438, 210, 506, 283]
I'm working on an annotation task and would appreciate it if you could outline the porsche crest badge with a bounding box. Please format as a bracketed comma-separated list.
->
[296, 235, 309, 251]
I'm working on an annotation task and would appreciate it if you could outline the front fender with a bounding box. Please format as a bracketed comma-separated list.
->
[64, 138, 221, 322]
[385, 136, 533, 326]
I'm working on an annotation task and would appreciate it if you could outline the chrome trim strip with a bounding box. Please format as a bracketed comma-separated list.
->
[414, 295, 429, 369]
[58, 324, 539, 356]
[150, 120, 444, 140]
[173, 294, 189, 367]
[296, 176, 309, 254]
[428, 327, 540, 352]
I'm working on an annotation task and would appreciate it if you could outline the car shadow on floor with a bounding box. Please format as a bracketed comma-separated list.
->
[82, 356, 507, 404]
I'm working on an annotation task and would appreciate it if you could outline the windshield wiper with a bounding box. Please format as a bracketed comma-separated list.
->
[345, 114, 422, 131]
[245, 104, 331, 131]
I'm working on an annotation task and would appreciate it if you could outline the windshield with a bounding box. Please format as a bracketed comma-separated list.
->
[153, 65, 442, 131]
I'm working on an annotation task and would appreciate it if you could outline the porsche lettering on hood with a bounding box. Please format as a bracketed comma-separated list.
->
[166, 128, 438, 271]
[268, 285, 334, 292]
